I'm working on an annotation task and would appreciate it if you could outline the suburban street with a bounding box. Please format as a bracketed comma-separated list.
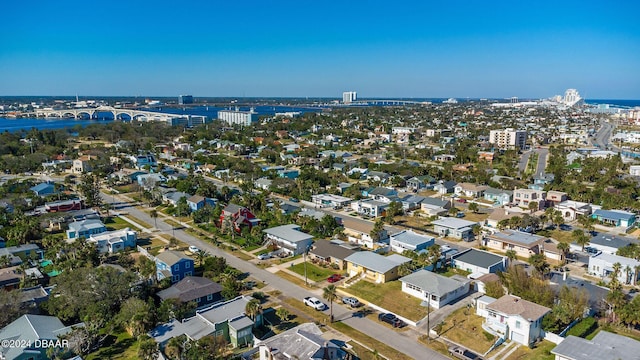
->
[102, 192, 449, 360]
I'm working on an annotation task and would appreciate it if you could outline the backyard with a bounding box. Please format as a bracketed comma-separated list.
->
[342, 280, 428, 321]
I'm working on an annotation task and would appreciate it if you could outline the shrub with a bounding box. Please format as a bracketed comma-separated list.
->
[483, 331, 495, 341]
[566, 317, 597, 338]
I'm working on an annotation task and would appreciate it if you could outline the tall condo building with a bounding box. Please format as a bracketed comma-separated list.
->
[562, 89, 583, 107]
[218, 107, 259, 126]
[178, 95, 194, 105]
[489, 129, 527, 149]
[343, 91, 357, 104]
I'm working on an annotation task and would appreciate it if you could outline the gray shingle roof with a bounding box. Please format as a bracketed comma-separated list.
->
[551, 331, 640, 360]
[452, 248, 505, 269]
[399, 270, 469, 297]
[0, 315, 74, 360]
[157, 276, 222, 303]
[156, 250, 193, 266]
[310, 240, 357, 260]
[263, 224, 313, 243]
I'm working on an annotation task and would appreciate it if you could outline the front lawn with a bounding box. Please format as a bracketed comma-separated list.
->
[86, 330, 139, 360]
[437, 307, 495, 354]
[504, 340, 555, 360]
[343, 280, 428, 321]
[104, 216, 139, 231]
[289, 262, 340, 282]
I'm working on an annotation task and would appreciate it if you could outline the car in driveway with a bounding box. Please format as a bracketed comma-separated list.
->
[327, 274, 343, 283]
[257, 253, 271, 260]
[289, 197, 300, 203]
[342, 297, 362, 308]
[456, 198, 467, 203]
[188, 245, 201, 253]
[449, 346, 482, 360]
[377, 313, 405, 328]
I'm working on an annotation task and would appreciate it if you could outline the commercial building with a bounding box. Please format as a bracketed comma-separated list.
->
[178, 95, 194, 104]
[489, 129, 527, 149]
[218, 108, 259, 126]
[342, 91, 357, 104]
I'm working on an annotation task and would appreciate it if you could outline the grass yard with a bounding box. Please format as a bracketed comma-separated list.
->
[289, 262, 340, 282]
[343, 280, 428, 321]
[504, 340, 555, 360]
[86, 331, 139, 360]
[417, 335, 451, 356]
[435, 267, 471, 278]
[437, 307, 495, 354]
[462, 211, 490, 223]
[545, 229, 574, 244]
[275, 270, 316, 289]
[104, 216, 140, 231]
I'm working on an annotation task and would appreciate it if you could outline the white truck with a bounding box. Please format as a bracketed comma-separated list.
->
[303, 296, 326, 310]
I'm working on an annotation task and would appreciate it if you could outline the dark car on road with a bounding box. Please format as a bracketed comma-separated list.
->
[378, 313, 405, 328]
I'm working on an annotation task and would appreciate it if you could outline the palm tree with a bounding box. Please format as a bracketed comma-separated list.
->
[556, 242, 570, 264]
[245, 299, 262, 326]
[625, 265, 632, 285]
[150, 209, 158, 228]
[505, 249, 518, 264]
[572, 229, 590, 251]
[275, 307, 290, 324]
[195, 250, 209, 267]
[528, 201, 538, 214]
[323, 285, 338, 323]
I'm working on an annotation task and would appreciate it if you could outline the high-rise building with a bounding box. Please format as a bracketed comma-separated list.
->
[217, 107, 259, 126]
[343, 91, 357, 104]
[489, 129, 527, 149]
[562, 89, 583, 107]
[178, 95, 194, 105]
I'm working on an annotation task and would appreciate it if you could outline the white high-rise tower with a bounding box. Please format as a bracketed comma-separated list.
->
[343, 91, 357, 104]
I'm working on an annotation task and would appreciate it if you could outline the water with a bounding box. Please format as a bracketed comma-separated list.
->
[0, 117, 114, 133]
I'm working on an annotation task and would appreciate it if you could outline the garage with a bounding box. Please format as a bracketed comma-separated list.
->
[511, 331, 525, 345]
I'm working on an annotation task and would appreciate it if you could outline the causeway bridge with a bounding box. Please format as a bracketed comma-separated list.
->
[32, 106, 183, 121]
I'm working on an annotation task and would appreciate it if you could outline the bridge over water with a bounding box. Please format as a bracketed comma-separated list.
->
[32, 106, 184, 121]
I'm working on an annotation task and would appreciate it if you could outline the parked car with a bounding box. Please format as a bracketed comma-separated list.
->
[342, 297, 362, 308]
[449, 346, 482, 360]
[257, 253, 271, 260]
[378, 313, 404, 328]
[188, 245, 200, 253]
[456, 198, 467, 203]
[289, 197, 300, 203]
[304, 297, 326, 310]
[327, 274, 343, 283]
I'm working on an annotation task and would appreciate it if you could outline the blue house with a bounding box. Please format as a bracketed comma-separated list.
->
[30, 182, 57, 197]
[592, 209, 636, 229]
[187, 195, 217, 212]
[66, 219, 107, 240]
[484, 188, 513, 206]
[155, 250, 195, 283]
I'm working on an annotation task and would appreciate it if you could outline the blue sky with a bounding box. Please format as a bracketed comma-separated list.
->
[1, 0, 638, 98]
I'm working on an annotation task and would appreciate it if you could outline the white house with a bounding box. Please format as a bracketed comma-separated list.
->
[400, 270, 470, 309]
[263, 224, 314, 256]
[630, 165, 640, 177]
[451, 248, 507, 276]
[431, 217, 477, 240]
[588, 252, 640, 285]
[555, 200, 592, 221]
[341, 217, 389, 249]
[87, 228, 137, 254]
[389, 230, 435, 254]
[478, 295, 551, 346]
[350, 199, 389, 218]
[311, 194, 352, 209]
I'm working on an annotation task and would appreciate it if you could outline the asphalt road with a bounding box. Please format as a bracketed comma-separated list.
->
[103, 192, 448, 360]
[593, 121, 615, 150]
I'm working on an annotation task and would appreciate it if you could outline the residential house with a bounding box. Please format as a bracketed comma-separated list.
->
[220, 204, 261, 232]
[341, 217, 389, 249]
[592, 209, 636, 230]
[309, 240, 358, 270]
[130, 154, 157, 169]
[256, 323, 349, 360]
[399, 194, 425, 211]
[0, 315, 77, 360]
[555, 200, 592, 221]
[541, 239, 565, 264]
[548, 272, 609, 315]
[137, 173, 167, 190]
[406, 175, 436, 192]
[311, 194, 352, 209]
[163, 191, 190, 206]
[66, 219, 107, 240]
[433, 180, 457, 194]
[431, 217, 478, 241]
[0, 266, 22, 289]
[30, 182, 57, 197]
[478, 295, 551, 346]
[365, 187, 399, 203]
[451, 248, 507, 276]
[630, 165, 640, 177]
[367, 171, 391, 183]
[155, 250, 195, 283]
[454, 183, 489, 198]
[587, 233, 636, 255]
[400, 270, 470, 309]
[87, 228, 137, 254]
[532, 173, 555, 189]
[478, 151, 495, 163]
[483, 230, 545, 258]
[187, 195, 216, 212]
[420, 197, 451, 216]
[344, 252, 410, 283]
[485, 208, 522, 229]
[389, 230, 435, 254]
[0, 244, 43, 267]
[73, 155, 92, 173]
[484, 188, 513, 206]
[254, 177, 272, 191]
[350, 199, 389, 218]
[513, 188, 546, 210]
[277, 169, 299, 179]
[552, 331, 640, 360]
[335, 182, 352, 194]
[263, 224, 314, 256]
[149, 296, 258, 350]
[545, 190, 568, 207]
[588, 252, 640, 285]
[157, 276, 223, 308]
[475, 273, 501, 295]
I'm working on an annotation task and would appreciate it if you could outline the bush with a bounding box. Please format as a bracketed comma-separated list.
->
[566, 317, 597, 338]
[483, 331, 496, 341]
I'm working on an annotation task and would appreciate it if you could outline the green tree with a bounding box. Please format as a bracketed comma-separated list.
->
[245, 298, 262, 326]
[528, 201, 538, 213]
[468, 202, 479, 213]
[528, 253, 549, 277]
[323, 284, 338, 323]
[484, 280, 505, 299]
[385, 201, 403, 224]
[117, 298, 153, 337]
[556, 242, 570, 264]
[175, 197, 190, 217]
[369, 218, 385, 244]
[572, 229, 590, 251]
[78, 174, 102, 208]
[137, 334, 159, 360]
[275, 307, 290, 323]
[150, 209, 158, 228]
[505, 249, 518, 263]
